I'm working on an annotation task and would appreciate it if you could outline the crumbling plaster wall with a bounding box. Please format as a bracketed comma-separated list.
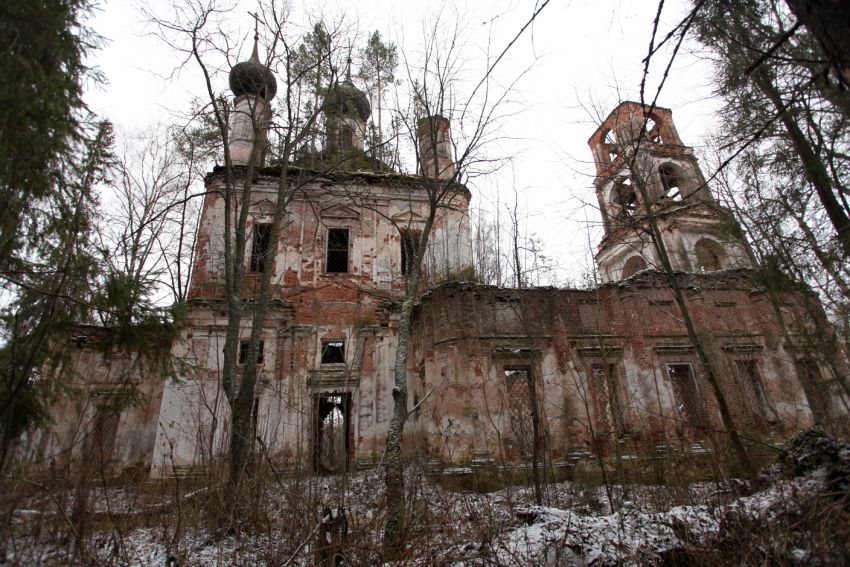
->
[27, 335, 167, 477]
[595, 208, 752, 281]
[412, 275, 822, 463]
[149, 285, 401, 476]
[142, 169, 473, 474]
[190, 171, 472, 299]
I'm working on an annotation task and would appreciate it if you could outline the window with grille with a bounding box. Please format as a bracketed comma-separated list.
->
[504, 367, 533, 458]
[666, 363, 707, 428]
[590, 363, 626, 436]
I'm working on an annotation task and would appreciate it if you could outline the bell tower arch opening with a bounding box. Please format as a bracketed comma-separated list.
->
[694, 238, 727, 272]
[658, 163, 684, 201]
[590, 102, 752, 281]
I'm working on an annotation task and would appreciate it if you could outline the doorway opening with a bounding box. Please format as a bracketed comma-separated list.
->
[313, 393, 352, 474]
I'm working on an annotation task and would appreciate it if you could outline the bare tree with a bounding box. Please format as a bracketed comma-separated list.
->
[98, 125, 203, 310]
[147, 2, 354, 504]
[381, 2, 549, 552]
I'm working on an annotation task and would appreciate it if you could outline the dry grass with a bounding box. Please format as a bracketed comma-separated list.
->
[2, 431, 848, 565]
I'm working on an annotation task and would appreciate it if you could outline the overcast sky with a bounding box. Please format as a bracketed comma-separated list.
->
[85, 0, 721, 286]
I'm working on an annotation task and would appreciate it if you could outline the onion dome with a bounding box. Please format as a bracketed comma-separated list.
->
[324, 79, 371, 122]
[229, 36, 277, 100]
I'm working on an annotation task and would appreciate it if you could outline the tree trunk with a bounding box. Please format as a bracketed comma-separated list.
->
[753, 69, 850, 256]
[228, 176, 290, 487]
[632, 170, 755, 477]
[785, 0, 850, 88]
[527, 362, 542, 505]
[383, 209, 436, 556]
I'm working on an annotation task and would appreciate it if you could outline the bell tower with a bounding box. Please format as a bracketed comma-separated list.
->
[588, 102, 752, 282]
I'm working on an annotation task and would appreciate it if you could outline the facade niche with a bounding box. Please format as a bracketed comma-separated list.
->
[326, 228, 349, 273]
[694, 238, 725, 272]
[339, 124, 354, 150]
[622, 256, 647, 278]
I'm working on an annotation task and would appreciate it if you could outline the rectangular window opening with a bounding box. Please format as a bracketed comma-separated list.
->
[250, 223, 273, 273]
[326, 228, 349, 273]
[321, 341, 345, 364]
[400, 230, 420, 276]
[734, 360, 775, 423]
[666, 363, 707, 428]
[504, 367, 533, 459]
[591, 363, 626, 436]
[238, 339, 264, 365]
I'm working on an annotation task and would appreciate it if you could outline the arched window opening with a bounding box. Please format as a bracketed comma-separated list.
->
[659, 164, 682, 200]
[645, 116, 661, 143]
[694, 239, 725, 272]
[614, 179, 638, 217]
[602, 128, 619, 163]
[622, 255, 647, 278]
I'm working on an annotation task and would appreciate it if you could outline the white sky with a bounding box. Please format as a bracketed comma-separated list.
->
[85, 0, 722, 286]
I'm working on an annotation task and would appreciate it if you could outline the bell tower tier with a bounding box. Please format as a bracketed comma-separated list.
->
[588, 102, 752, 282]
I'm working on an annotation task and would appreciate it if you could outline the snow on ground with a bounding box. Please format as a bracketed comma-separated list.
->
[5, 430, 848, 566]
[441, 475, 829, 566]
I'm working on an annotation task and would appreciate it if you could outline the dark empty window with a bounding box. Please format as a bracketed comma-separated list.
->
[238, 339, 264, 365]
[798, 359, 829, 421]
[400, 230, 420, 275]
[321, 340, 345, 364]
[694, 239, 725, 272]
[250, 223, 273, 272]
[326, 228, 349, 273]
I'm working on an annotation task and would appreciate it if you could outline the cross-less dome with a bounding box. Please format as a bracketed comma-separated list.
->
[324, 80, 371, 122]
[229, 41, 277, 100]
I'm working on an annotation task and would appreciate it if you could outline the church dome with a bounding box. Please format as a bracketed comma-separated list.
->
[229, 41, 277, 100]
[324, 80, 371, 122]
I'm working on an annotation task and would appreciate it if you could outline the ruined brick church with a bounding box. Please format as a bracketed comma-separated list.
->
[31, 45, 848, 477]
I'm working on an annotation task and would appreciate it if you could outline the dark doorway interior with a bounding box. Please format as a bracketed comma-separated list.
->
[313, 393, 352, 474]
